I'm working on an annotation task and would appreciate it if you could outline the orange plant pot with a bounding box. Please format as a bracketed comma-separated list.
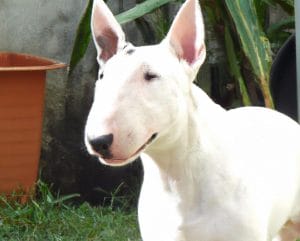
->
[0, 52, 66, 198]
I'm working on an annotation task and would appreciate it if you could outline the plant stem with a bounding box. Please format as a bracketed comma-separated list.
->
[260, 77, 274, 108]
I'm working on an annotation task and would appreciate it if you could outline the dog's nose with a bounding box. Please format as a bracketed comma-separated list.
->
[88, 134, 113, 158]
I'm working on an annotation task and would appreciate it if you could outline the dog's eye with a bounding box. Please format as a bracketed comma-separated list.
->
[99, 72, 104, 80]
[144, 72, 158, 81]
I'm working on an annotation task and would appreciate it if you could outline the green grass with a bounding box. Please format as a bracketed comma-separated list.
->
[0, 182, 141, 241]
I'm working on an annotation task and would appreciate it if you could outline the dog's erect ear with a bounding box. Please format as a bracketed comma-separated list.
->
[164, 0, 206, 72]
[91, 0, 126, 64]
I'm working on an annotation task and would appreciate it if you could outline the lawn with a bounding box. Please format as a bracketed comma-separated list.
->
[0, 182, 141, 241]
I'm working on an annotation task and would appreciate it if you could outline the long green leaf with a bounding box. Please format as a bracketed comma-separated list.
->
[260, 0, 294, 15]
[267, 16, 295, 39]
[224, 0, 274, 108]
[260, 0, 276, 6]
[116, 0, 174, 24]
[69, 0, 93, 76]
[224, 25, 251, 106]
[254, 0, 268, 29]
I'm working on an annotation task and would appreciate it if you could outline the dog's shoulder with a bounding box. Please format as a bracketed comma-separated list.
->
[228, 106, 300, 132]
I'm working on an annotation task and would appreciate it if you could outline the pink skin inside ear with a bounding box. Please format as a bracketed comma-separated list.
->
[168, 0, 205, 65]
[95, 28, 118, 62]
[180, 29, 197, 64]
[172, 22, 201, 65]
[92, 3, 122, 62]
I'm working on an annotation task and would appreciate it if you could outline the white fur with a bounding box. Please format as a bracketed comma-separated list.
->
[85, 0, 300, 240]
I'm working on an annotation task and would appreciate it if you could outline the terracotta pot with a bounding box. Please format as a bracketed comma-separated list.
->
[0, 52, 66, 199]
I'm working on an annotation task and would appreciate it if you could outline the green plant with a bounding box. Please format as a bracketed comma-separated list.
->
[204, 0, 294, 107]
[69, 0, 294, 108]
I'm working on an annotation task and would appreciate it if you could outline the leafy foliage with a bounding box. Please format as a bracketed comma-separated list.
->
[204, 0, 294, 107]
[69, 0, 294, 107]
[69, 0, 93, 76]
[224, 25, 251, 106]
[116, 0, 174, 24]
[225, 0, 273, 107]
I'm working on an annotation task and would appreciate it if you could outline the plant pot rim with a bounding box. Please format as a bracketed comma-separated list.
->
[0, 52, 67, 72]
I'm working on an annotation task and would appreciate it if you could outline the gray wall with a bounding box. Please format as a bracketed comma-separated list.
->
[0, 0, 87, 134]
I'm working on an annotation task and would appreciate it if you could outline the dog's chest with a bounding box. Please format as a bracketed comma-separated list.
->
[138, 181, 246, 241]
[138, 158, 245, 241]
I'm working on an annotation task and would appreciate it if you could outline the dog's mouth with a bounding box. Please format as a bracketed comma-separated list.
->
[134, 132, 158, 155]
[103, 133, 158, 165]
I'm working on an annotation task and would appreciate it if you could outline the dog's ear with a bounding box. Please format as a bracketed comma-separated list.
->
[91, 0, 126, 64]
[164, 0, 206, 73]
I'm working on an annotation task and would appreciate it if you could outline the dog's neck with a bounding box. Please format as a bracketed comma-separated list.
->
[141, 85, 228, 220]
[143, 84, 226, 186]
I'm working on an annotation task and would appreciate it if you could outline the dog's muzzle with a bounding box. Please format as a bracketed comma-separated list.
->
[87, 132, 158, 163]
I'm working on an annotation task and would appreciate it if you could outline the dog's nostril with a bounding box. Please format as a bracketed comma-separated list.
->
[101, 143, 109, 150]
[88, 134, 113, 158]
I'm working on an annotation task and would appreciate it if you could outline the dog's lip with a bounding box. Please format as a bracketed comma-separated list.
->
[103, 133, 158, 164]
[133, 132, 158, 155]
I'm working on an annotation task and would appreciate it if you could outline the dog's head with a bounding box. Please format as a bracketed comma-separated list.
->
[85, 0, 206, 166]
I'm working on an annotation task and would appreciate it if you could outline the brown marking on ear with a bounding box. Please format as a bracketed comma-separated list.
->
[96, 28, 118, 62]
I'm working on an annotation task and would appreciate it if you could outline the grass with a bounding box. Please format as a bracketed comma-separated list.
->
[2, 182, 300, 241]
[0, 182, 141, 241]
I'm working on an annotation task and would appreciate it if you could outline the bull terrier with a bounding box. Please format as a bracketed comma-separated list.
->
[85, 0, 300, 240]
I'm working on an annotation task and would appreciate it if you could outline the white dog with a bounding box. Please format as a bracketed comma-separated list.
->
[85, 0, 300, 240]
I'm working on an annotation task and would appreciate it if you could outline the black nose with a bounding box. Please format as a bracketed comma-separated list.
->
[88, 134, 113, 158]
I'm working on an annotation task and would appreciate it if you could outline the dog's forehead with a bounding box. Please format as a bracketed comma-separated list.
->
[105, 44, 175, 74]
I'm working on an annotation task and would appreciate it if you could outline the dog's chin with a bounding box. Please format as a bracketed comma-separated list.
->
[99, 154, 139, 167]
[97, 133, 158, 167]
